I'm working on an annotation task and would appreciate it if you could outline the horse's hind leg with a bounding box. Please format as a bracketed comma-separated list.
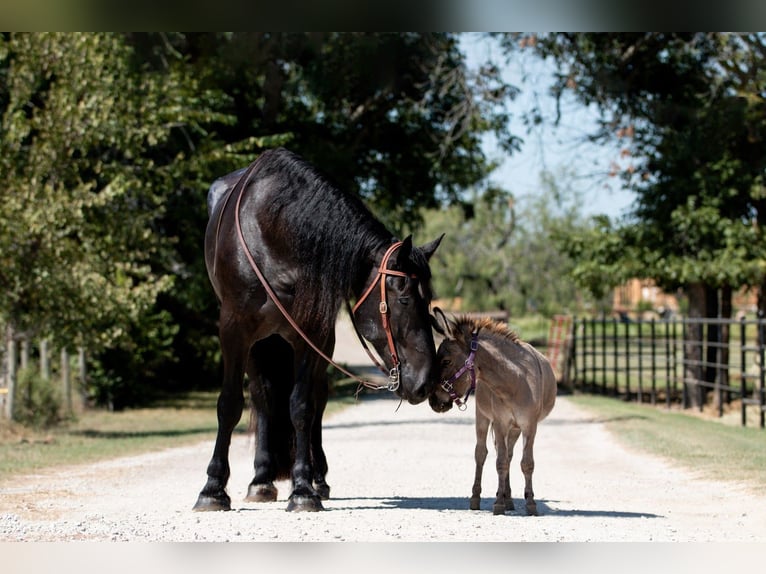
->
[245, 336, 294, 504]
[470, 413, 490, 511]
[193, 317, 249, 511]
[521, 425, 539, 516]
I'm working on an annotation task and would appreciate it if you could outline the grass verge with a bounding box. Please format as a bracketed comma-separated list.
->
[567, 392, 766, 491]
[0, 379, 361, 483]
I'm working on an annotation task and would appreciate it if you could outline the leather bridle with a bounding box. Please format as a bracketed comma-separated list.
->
[440, 331, 479, 411]
[350, 241, 417, 391]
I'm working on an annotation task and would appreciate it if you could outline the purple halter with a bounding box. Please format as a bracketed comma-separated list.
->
[440, 331, 479, 411]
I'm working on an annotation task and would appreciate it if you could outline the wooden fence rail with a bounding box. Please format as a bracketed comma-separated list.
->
[557, 316, 766, 429]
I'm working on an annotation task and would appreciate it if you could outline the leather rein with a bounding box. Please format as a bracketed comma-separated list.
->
[213, 158, 412, 394]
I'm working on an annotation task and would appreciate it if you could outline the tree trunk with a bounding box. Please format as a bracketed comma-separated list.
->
[684, 282, 706, 410]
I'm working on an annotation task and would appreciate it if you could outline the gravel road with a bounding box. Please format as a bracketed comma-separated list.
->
[1, 315, 765, 543]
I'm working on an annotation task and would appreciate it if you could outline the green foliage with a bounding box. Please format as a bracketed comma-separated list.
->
[12, 368, 62, 428]
[1, 33, 518, 408]
[421, 169, 603, 316]
[502, 33, 766, 308]
[0, 33, 176, 347]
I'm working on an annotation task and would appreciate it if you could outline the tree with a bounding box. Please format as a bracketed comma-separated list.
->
[420, 169, 600, 317]
[500, 33, 766, 407]
[0, 33, 241, 409]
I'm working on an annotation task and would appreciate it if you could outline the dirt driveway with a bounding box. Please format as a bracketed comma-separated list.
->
[1, 315, 765, 542]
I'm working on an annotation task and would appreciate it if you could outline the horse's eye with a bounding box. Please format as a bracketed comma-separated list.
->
[398, 296, 410, 305]
[441, 358, 451, 367]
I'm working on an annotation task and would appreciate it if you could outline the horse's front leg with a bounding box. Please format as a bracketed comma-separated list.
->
[193, 318, 248, 511]
[286, 353, 324, 512]
[311, 373, 331, 500]
[470, 413, 490, 511]
[521, 425, 539, 516]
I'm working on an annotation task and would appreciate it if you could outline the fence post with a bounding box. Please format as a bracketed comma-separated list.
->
[40, 339, 50, 380]
[61, 347, 71, 416]
[5, 326, 16, 420]
[650, 318, 657, 405]
[740, 316, 747, 427]
[612, 317, 618, 396]
[637, 319, 644, 403]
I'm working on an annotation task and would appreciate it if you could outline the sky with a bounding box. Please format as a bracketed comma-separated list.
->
[461, 33, 637, 219]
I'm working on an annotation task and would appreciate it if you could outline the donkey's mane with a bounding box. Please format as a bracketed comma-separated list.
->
[451, 315, 522, 345]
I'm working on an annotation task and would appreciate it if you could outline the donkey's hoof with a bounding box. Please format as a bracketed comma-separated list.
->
[193, 493, 231, 512]
[469, 497, 481, 511]
[314, 482, 331, 500]
[245, 483, 278, 503]
[492, 502, 506, 515]
[286, 494, 324, 512]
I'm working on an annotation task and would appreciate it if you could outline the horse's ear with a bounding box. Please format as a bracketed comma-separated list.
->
[396, 235, 413, 266]
[419, 233, 444, 261]
[431, 306, 450, 337]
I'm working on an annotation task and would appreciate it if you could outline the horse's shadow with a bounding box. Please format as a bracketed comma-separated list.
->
[327, 496, 662, 518]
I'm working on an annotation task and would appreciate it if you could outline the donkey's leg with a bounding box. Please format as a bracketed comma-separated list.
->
[286, 353, 323, 512]
[492, 421, 512, 515]
[245, 336, 293, 503]
[470, 413, 490, 510]
[193, 317, 249, 511]
[520, 424, 539, 516]
[504, 426, 522, 511]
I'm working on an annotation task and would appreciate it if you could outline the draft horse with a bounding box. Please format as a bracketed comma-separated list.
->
[430, 310, 556, 515]
[194, 147, 443, 512]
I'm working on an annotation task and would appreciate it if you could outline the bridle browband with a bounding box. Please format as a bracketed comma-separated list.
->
[440, 331, 479, 411]
[214, 157, 417, 394]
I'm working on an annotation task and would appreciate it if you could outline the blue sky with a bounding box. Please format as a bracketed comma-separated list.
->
[461, 33, 637, 219]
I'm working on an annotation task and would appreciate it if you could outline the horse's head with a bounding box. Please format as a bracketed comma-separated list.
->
[353, 234, 443, 404]
[428, 308, 474, 413]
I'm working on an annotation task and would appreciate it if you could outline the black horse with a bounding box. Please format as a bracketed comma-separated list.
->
[194, 147, 443, 512]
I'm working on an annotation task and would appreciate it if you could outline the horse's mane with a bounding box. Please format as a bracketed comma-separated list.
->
[450, 315, 521, 346]
[249, 148, 435, 334]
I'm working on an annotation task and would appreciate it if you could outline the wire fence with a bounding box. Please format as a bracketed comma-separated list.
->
[557, 316, 766, 429]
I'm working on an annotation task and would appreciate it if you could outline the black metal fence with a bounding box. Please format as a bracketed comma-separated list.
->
[561, 316, 766, 428]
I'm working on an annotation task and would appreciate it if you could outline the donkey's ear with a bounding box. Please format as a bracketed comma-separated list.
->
[431, 306, 450, 337]
[419, 233, 444, 261]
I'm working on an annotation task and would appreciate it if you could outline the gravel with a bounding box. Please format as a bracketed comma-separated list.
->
[1, 315, 765, 543]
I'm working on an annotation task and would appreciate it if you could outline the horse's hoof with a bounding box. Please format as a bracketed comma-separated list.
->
[314, 482, 331, 500]
[286, 494, 324, 512]
[526, 502, 538, 516]
[469, 497, 481, 511]
[492, 502, 506, 515]
[245, 483, 278, 503]
[193, 493, 231, 512]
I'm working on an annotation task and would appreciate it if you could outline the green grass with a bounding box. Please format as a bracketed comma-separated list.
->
[567, 393, 766, 490]
[0, 381, 361, 483]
